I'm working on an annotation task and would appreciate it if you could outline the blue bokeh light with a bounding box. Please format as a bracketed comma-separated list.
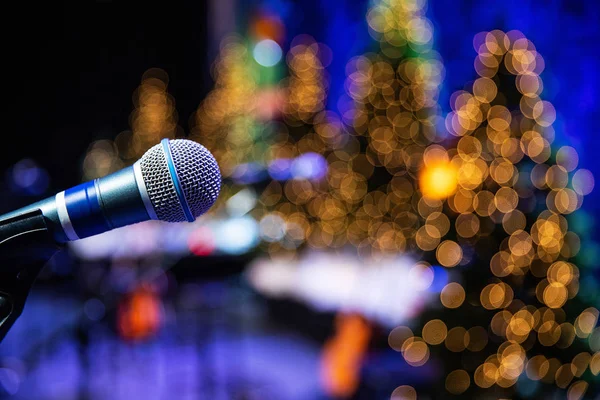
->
[253, 39, 283, 67]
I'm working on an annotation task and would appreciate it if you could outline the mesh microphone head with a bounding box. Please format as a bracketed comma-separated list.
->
[138, 139, 221, 222]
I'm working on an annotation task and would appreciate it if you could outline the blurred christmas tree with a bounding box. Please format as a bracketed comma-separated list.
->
[348, 1, 600, 399]
[191, 21, 350, 256]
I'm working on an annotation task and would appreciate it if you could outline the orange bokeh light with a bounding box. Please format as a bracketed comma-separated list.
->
[420, 161, 458, 199]
[321, 313, 372, 398]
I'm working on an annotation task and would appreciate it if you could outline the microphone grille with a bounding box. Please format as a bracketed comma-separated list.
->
[139, 139, 221, 222]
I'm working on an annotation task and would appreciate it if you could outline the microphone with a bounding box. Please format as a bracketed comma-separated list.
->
[0, 138, 221, 242]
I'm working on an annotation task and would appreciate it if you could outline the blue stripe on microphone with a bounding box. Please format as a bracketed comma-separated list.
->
[161, 138, 194, 222]
[64, 180, 111, 238]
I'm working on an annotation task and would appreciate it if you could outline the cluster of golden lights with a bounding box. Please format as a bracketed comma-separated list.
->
[192, 36, 263, 178]
[385, 26, 597, 399]
[82, 69, 178, 178]
[254, 0, 450, 258]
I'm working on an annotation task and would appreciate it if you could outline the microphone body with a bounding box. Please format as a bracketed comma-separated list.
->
[0, 139, 221, 243]
[1, 165, 151, 242]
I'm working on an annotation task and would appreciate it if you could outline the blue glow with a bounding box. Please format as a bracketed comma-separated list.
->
[291, 152, 328, 181]
[9, 159, 49, 196]
[232, 162, 269, 184]
[268, 158, 293, 181]
[516, 374, 539, 398]
[429, 266, 449, 293]
[253, 39, 283, 67]
[215, 216, 260, 255]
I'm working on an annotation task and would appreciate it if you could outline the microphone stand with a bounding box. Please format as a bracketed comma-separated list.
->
[0, 209, 63, 342]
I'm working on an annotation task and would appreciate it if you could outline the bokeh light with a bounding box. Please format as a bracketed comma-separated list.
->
[253, 39, 283, 67]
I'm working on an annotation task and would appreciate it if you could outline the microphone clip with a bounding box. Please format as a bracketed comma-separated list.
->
[0, 209, 63, 342]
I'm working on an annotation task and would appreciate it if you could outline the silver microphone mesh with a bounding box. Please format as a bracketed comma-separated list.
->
[139, 139, 221, 222]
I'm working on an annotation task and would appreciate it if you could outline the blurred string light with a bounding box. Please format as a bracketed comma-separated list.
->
[192, 34, 267, 178]
[192, 32, 330, 179]
[192, 30, 339, 257]
[115, 68, 180, 163]
[283, 35, 330, 122]
[82, 140, 123, 180]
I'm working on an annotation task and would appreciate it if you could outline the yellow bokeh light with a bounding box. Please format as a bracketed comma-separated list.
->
[567, 380, 588, 400]
[445, 327, 468, 352]
[526, 355, 550, 381]
[590, 352, 600, 375]
[436, 240, 463, 267]
[422, 319, 448, 345]
[390, 385, 417, 400]
[401, 337, 430, 367]
[388, 326, 414, 352]
[420, 161, 458, 199]
[445, 369, 470, 395]
[440, 282, 466, 309]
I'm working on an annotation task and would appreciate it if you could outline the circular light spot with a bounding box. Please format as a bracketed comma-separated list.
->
[253, 39, 283, 67]
[445, 327, 468, 352]
[555, 363, 575, 389]
[445, 369, 470, 395]
[547, 261, 577, 285]
[420, 161, 458, 199]
[502, 210, 526, 235]
[591, 352, 600, 375]
[455, 213, 480, 238]
[538, 320, 561, 346]
[422, 319, 448, 345]
[440, 283, 466, 309]
[494, 187, 519, 213]
[556, 146, 579, 172]
[572, 169, 594, 196]
[543, 282, 568, 308]
[388, 326, 414, 352]
[390, 385, 417, 400]
[436, 240, 463, 267]
[546, 165, 569, 189]
[480, 283, 513, 310]
[466, 326, 488, 351]
[567, 380, 588, 400]
[474, 363, 495, 388]
[533, 100, 556, 127]
[472, 77, 497, 103]
[575, 308, 599, 338]
[401, 337, 430, 367]
[571, 352, 591, 378]
[508, 230, 533, 257]
[526, 355, 549, 380]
